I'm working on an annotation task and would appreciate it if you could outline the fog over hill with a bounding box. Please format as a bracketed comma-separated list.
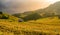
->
[13, 1, 60, 21]
[14, 1, 60, 15]
[0, 0, 55, 14]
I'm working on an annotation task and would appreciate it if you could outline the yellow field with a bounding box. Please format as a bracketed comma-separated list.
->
[0, 17, 60, 35]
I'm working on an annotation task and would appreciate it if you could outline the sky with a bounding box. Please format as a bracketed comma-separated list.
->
[1, 0, 60, 14]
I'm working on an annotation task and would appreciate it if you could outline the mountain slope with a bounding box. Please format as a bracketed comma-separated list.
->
[13, 1, 60, 21]
[36, 1, 60, 15]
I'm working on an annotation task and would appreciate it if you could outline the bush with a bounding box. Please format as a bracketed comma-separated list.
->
[1, 14, 9, 19]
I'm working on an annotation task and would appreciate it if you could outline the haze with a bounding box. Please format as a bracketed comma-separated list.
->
[1, 0, 60, 14]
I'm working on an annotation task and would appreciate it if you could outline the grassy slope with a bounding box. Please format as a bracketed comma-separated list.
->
[0, 17, 60, 35]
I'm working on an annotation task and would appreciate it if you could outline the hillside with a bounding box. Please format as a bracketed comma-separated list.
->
[36, 1, 60, 15]
[13, 1, 60, 21]
[0, 11, 60, 35]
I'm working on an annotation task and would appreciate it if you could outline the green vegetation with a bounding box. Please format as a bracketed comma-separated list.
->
[0, 11, 19, 22]
[22, 13, 42, 21]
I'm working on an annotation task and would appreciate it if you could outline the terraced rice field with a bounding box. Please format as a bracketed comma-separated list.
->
[0, 17, 60, 35]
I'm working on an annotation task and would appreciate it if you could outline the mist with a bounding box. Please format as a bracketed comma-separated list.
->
[0, 0, 59, 14]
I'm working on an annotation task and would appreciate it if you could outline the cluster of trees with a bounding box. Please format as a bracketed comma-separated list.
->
[22, 12, 60, 21]
[0, 11, 9, 19]
[22, 13, 42, 21]
[0, 11, 19, 22]
[13, 12, 60, 22]
[13, 11, 60, 22]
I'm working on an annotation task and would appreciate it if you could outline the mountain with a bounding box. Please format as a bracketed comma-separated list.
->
[13, 1, 60, 21]
[37, 1, 60, 15]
